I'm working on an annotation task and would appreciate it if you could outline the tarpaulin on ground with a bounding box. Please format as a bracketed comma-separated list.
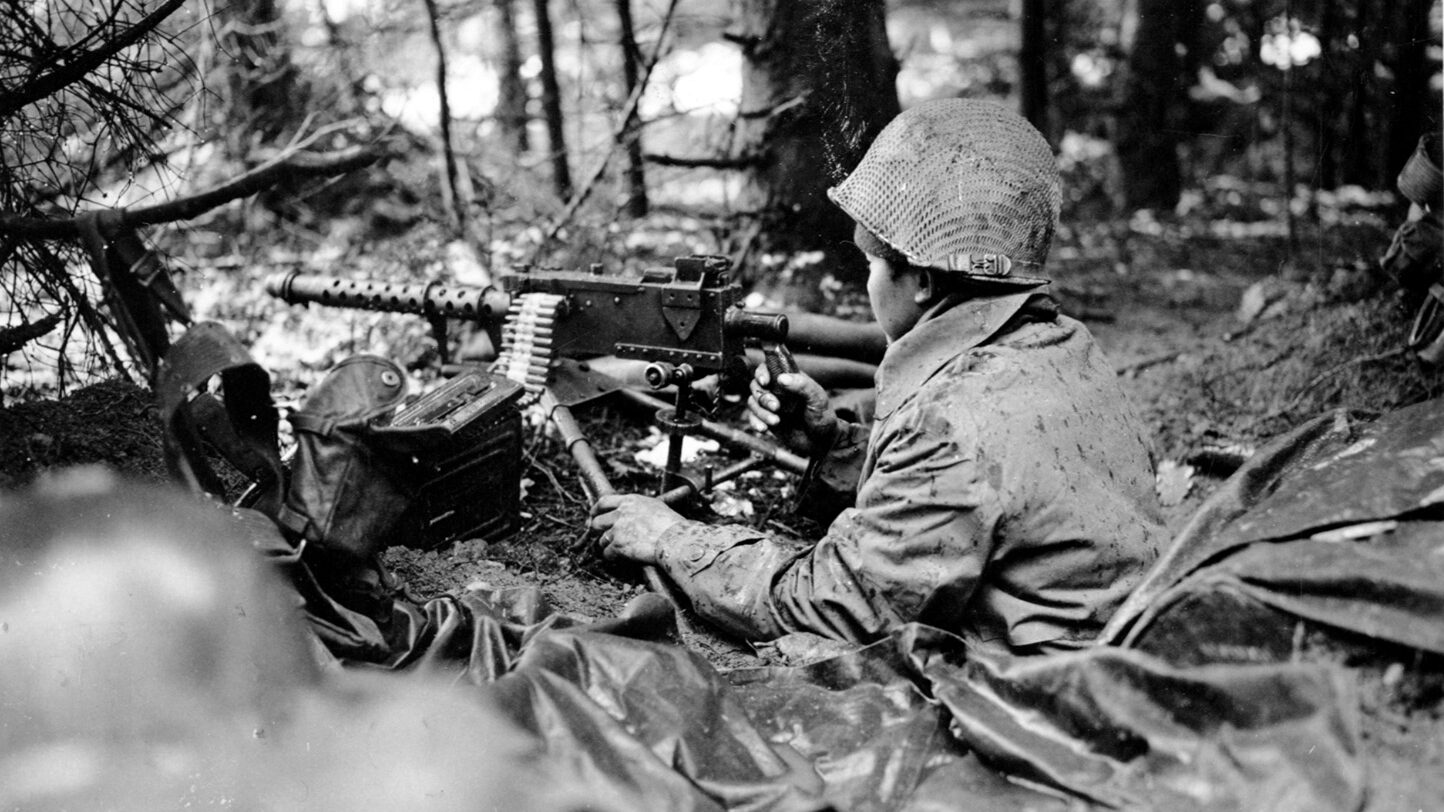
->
[12, 394, 1444, 810]
[285, 567, 1362, 811]
[293, 402, 1444, 811]
[1103, 397, 1444, 658]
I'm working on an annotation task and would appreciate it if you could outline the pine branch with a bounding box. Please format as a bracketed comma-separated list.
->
[0, 0, 187, 120]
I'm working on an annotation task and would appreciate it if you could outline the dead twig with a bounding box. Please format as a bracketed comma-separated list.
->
[532, 454, 588, 506]
[1116, 349, 1184, 377]
[1271, 345, 1411, 419]
[0, 312, 63, 357]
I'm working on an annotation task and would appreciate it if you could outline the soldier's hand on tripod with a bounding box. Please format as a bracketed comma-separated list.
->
[590, 494, 684, 565]
[747, 365, 838, 456]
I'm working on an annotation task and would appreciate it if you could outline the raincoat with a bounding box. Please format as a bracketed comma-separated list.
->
[654, 291, 1166, 653]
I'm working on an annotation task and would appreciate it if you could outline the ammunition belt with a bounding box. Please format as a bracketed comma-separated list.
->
[495, 292, 564, 404]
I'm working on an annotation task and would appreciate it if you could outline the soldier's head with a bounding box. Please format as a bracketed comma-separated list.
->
[0, 468, 318, 808]
[0, 469, 608, 812]
[828, 98, 1060, 341]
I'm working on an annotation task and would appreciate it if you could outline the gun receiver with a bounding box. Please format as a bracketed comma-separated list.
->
[499, 255, 785, 379]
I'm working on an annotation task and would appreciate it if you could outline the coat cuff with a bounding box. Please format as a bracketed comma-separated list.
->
[653, 521, 801, 640]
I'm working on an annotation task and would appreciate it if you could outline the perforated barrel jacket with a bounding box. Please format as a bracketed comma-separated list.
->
[653, 291, 1166, 654]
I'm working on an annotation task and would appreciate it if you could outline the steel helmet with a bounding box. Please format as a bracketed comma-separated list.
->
[828, 98, 1061, 286]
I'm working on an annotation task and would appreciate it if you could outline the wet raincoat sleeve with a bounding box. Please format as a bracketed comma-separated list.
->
[654, 407, 1002, 643]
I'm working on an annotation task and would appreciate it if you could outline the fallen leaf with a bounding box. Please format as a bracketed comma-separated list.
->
[709, 483, 754, 518]
[1155, 459, 1196, 506]
[633, 434, 720, 468]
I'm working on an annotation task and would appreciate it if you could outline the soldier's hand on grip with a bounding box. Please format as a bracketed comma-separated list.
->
[589, 493, 682, 565]
[747, 364, 838, 456]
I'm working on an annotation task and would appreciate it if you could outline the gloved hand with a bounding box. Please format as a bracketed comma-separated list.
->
[589, 493, 685, 565]
[747, 364, 838, 456]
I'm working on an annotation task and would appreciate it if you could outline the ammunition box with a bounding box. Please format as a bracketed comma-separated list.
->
[388, 369, 524, 549]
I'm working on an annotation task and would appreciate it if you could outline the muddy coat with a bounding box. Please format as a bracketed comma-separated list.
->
[653, 291, 1165, 653]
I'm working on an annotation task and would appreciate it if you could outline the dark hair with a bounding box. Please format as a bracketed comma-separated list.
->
[851, 222, 908, 269]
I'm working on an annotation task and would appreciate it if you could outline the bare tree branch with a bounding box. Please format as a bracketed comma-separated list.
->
[0, 312, 64, 356]
[0, 143, 387, 239]
[643, 152, 765, 170]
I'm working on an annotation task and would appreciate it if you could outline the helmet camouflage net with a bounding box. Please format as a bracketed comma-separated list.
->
[829, 99, 1061, 285]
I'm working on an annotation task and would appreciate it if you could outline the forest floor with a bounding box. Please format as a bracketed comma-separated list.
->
[2, 193, 1442, 806]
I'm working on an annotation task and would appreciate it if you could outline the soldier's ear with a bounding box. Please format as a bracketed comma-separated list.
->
[913, 268, 937, 305]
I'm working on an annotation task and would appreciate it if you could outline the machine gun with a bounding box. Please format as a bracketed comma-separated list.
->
[265, 256, 808, 501]
[267, 256, 833, 633]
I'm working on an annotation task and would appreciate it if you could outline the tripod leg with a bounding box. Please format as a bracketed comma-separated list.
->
[542, 390, 697, 640]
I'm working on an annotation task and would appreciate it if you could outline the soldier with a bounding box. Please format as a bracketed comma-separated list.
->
[0, 469, 604, 811]
[1381, 127, 1444, 364]
[591, 99, 1165, 655]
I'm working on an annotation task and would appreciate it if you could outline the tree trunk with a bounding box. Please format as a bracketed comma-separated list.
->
[422, 0, 466, 236]
[1388, 0, 1433, 178]
[616, 0, 648, 217]
[1344, 0, 1379, 186]
[1281, 25, 1298, 252]
[314, 0, 364, 115]
[1116, 0, 1201, 211]
[732, 0, 899, 260]
[1019, 0, 1051, 139]
[494, 0, 529, 153]
[1316, 0, 1341, 190]
[532, 0, 572, 199]
[218, 0, 301, 150]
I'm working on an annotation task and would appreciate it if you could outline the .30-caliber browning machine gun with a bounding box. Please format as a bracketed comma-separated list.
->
[267, 255, 812, 625]
[265, 255, 809, 505]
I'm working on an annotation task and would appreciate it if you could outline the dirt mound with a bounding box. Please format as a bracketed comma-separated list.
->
[0, 379, 167, 490]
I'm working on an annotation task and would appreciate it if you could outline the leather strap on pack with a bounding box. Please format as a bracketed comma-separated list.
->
[157, 322, 286, 519]
[76, 210, 191, 380]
